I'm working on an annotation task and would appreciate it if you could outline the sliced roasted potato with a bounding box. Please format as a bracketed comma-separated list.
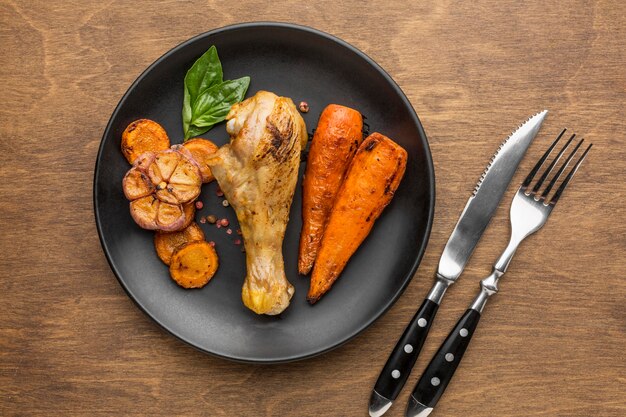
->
[156, 202, 185, 232]
[122, 167, 154, 200]
[183, 139, 219, 183]
[129, 195, 159, 230]
[121, 119, 170, 164]
[169, 241, 219, 288]
[154, 222, 205, 265]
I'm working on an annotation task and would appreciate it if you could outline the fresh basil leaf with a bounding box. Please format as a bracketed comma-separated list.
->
[190, 77, 250, 128]
[185, 124, 212, 140]
[182, 83, 193, 138]
[185, 45, 223, 105]
[182, 46, 223, 139]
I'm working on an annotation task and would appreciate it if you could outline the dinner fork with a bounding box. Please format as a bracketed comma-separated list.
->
[406, 130, 592, 417]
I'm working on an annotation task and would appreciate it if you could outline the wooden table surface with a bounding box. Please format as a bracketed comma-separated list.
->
[1, 1, 624, 416]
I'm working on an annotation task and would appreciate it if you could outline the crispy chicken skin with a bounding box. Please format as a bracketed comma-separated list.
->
[207, 91, 307, 315]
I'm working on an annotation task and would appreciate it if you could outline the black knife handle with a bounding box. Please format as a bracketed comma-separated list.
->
[373, 299, 439, 400]
[410, 308, 481, 408]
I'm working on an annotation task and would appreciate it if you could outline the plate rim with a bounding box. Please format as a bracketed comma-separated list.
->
[93, 21, 436, 363]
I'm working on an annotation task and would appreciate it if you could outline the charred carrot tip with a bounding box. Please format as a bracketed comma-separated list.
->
[306, 296, 319, 305]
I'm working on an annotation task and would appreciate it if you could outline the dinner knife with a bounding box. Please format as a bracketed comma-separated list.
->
[368, 110, 548, 417]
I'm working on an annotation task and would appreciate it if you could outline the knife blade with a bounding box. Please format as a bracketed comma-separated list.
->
[368, 110, 547, 417]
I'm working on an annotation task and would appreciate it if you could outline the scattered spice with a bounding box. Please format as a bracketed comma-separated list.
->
[222, 200, 230, 207]
[216, 187, 224, 197]
[195, 201, 203, 209]
[206, 214, 217, 224]
[219, 218, 229, 227]
[298, 101, 309, 113]
[234, 239, 241, 245]
[240, 246, 246, 253]
[216, 223, 222, 229]
[226, 228, 232, 235]
[208, 241, 215, 247]
[236, 229, 242, 235]
[199, 217, 207, 224]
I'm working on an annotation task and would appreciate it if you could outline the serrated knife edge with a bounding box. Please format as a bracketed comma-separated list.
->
[473, 110, 549, 196]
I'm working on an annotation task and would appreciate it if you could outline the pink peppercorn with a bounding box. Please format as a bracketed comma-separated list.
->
[195, 201, 203, 209]
[216, 223, 222, 229]
[234, 239, 241, 245]
[226, 228, 232, 235]
[219, 218, 229, 227]
[199, 217, 206, 224]
[216, 188, 224, 197]
[208, 241, 215, 247]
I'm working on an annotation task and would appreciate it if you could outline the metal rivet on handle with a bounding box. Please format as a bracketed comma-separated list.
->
[418, 318, 427, 327]
[391, 370, 401, 379]
[445, 353, 454, 362]
[404, 344, 414, 353]
[431, 377, 440, 386]
[460, 328, 469, 337]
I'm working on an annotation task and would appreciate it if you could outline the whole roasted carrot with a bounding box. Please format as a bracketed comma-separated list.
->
[307, 132, 407, 303]
[298, 104, 363, 275]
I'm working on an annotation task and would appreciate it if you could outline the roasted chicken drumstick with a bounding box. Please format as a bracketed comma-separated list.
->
[207, 91, 307, 315]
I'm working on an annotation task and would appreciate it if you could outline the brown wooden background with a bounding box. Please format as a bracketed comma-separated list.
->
[1, 1, 624, 416]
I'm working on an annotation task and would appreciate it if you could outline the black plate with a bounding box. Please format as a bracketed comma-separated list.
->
[94, 22, 435, 363]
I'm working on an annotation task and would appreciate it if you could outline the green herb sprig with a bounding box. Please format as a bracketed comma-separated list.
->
[182, 46, 250, 140]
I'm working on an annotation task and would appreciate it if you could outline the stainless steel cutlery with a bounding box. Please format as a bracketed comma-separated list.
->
[406, 129, 592, 417]
[369, 111, 548, 417]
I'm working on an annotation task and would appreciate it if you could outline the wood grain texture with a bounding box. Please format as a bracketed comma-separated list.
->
[0, 1, 624, 416]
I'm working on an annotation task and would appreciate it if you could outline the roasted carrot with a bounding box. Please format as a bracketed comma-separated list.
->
[121, 119, 170, 164]
[298, 104, 363, 275]
[169, 241, 219, 289]
[307, 133, 407, 303]
[183, 138, 219, 183]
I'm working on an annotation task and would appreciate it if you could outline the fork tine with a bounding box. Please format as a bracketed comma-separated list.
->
[549, 143, 592, 205]
[522, 129, 567, 189]
[532, 133, 576, 193]
[541, 139, 584, 199]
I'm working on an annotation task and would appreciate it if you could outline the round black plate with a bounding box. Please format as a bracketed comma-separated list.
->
[94, 22, 435, 363]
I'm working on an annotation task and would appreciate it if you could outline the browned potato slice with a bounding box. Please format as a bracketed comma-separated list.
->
[169, 241, 219, 288]
[129, 195, 159, 230]
[154, 222, 205, 265]
[122, 167, 154, 200]
[121, 119, 170, 164]
[156, 202, 185, 232]
[183, 139, 219, 183]
[169, 157, 202, 186]
[169, 183, 200, 203]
